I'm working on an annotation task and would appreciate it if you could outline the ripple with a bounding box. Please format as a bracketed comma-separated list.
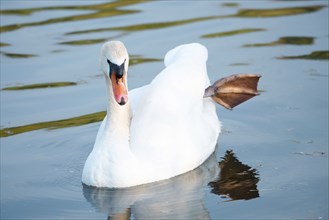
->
[82, 150, 260, 218]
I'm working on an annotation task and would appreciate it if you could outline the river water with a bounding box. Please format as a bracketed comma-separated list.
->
[1, 1, 328, 219]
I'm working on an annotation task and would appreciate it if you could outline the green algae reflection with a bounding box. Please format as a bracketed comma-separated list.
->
[0, 1, 146, 16]
[234, 5, 325, 18]
[0, 42, 11, 47]
[130, 55, 162, 66]
[59, 38, 108, 46]
[2, 82, 78, 91]
[202, 28, 265, 38]
[244, 36, 314, 47]
[1, 4, 325, 35]
[221, 3, 239, 8]
[65, 5, 325, 36]
[278, 51, 329, 60]
[66, 16, 218, 35]
[0, 1, 146, 33]
[1, 51, 37, 58]
[0, 111, 106, 138]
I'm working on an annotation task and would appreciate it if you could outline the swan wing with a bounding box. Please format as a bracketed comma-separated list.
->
[129, 43, 220, 175]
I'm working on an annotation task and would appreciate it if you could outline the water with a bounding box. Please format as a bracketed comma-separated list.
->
[1, 1, 328, 219]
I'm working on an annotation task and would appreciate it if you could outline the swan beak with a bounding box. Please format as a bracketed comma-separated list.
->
[110, 69, 128, 106]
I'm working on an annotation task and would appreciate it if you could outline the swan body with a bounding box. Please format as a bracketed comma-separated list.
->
[82, 41, 221, 188]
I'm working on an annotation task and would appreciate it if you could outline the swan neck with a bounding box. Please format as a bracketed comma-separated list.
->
[105, 77, 131, 137]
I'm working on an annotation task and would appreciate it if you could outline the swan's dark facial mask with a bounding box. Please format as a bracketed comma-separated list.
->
[108, 59, 124, 80]
[107, 59, 128, 106]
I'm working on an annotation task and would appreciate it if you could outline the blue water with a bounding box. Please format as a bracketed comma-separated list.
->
[1, 1, 328, 219]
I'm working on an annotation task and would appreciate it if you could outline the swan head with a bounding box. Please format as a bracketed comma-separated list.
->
[100, 41, 129, 106]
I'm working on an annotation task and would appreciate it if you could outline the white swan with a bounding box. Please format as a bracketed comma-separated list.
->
[82, 41, 260, 188]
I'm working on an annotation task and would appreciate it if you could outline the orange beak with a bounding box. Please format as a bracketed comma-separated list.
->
[110, 72, 128, 105]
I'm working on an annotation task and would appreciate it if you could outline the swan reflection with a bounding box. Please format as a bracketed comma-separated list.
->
[209, 150, 259, 201]
[83, 150, 259, 219]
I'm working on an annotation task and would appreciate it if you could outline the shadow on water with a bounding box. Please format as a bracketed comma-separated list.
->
[82, 151, 259, 219]
[208, 150, 259, 201]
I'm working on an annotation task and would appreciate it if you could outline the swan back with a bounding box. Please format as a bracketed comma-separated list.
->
[164, 43, 208, 67]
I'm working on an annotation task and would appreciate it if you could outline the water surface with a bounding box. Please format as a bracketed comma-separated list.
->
[1, 1, 328, 219]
